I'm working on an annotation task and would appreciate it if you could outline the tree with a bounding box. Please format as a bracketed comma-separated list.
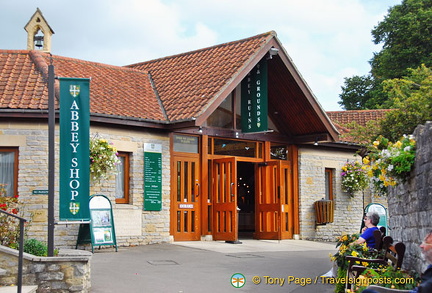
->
[338, 75, 374, 110]
[371, 0, 432, 80]
[379, 65, 432, 141]
[338, 75, 388, 110]
[338, 0, 432, 110]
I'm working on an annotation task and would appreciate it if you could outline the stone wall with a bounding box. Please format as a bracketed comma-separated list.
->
[0, 122, 171, 249]
[0, 245, 91, 292]
[298, 147, 387, 242]
[387, 122, 432, 274]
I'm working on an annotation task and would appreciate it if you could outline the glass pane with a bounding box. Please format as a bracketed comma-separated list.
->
[0, 152, 15, 197]
[184, 162, 189, 202]
[270, 144, 288, 160]
[115, 156, 125, 199]
[325, 170, 330, 200]
[177, 161, 181, 202]
[191, 162, 195, 202]
[207, 94, 233, 128]
[184, 211, 188, 232]
[213, 138, 257, 157]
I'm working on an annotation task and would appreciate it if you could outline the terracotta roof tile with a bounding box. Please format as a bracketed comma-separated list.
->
[326, 109, 393, 142]
[327, 109, 392, 127]
[128, 31, 275, 122]
[0, 50, 165, 121]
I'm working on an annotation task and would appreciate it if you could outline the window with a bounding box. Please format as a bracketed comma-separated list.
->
[0, 148, 18, 197]
[270, 143, 288, 160]
[115, 152, 130, 204]
[325, 168, 334, 200]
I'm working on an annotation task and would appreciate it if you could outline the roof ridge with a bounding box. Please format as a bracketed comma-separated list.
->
[127, 31, 276, 67]
[48, 53, 150, 74]
[327, 109, 392, 113]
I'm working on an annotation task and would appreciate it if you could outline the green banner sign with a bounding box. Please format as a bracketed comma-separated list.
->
[241, 59, 268, 133]
[59, 78, 90, 220]
[143, 143, 162, 211]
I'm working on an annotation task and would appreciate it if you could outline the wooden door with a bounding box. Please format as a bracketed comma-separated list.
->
[171, 156, 201, 241]
[256, 161, 292, 239]
[212, 157, 238, 241]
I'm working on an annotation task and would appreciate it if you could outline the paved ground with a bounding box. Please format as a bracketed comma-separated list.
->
[91, 239, 338, 293]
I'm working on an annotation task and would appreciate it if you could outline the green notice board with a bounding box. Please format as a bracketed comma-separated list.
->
[89, 195, 117, 252]
[144, 143, 162, 211]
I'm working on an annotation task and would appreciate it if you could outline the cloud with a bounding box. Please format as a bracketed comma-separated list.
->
[1, 0, 401, 110]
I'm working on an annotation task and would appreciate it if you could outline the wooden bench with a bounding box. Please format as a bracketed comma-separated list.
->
[345, 235, 406, 291]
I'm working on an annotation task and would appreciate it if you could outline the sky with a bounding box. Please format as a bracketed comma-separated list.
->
[1, 0, 401, 111]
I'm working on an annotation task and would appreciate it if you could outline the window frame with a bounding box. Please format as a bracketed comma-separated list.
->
[325, 168, 334, 201]
[0, 147, 19, 197]
[115, 152, 130, 204]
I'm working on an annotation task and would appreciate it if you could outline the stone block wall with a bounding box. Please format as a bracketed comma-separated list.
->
[298, 147, 387, 242]
[387, 122, 432, 274]
[0, 245, 91, 292]
[0, 122, 171, 249]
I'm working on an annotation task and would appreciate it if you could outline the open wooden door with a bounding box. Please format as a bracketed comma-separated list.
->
[212, 157, 238, 241]
[256, 161, 292, 239]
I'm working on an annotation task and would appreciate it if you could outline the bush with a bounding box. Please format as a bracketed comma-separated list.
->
[24, 238, 48, 256]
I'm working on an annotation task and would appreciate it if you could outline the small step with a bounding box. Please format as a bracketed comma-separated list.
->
[0, 286, 38, 293]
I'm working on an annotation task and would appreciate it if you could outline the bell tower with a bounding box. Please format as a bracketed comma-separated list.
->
[24, 8, 55, 52]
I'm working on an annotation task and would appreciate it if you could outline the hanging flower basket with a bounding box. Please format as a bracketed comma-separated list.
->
[341, 160, 368, 197]
[89, 138, 121, 182]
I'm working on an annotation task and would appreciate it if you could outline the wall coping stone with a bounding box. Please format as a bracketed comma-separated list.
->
[0, 246, 92, 262]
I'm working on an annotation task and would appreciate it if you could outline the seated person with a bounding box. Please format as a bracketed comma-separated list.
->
[351, 212, 380, 249]
[322, 212, 380, 278]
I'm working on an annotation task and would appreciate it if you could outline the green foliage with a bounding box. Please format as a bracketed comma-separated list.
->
[353, 266, 419, 292]
[338, 0, 432, 110]
[379, 65, 432, 141]
[338, 75, 375, 110]
[23, 238, 48, 257]
[371, 0, 432, 80]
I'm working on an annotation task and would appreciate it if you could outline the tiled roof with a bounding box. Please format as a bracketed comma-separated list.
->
[327, 109, 393, 142]
[128, 31, 275, 122]
[0, 50, 165, 121]
[327, 109, 392, 127]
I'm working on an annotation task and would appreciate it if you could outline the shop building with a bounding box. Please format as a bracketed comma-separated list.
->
[0, 11, 387, 248]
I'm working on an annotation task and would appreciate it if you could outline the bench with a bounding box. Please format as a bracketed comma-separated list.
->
[345, 235, 406, 291]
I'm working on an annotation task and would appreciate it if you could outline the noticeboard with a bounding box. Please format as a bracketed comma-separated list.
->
[88, 195, 117, 252]
[143, 143, 162, 211]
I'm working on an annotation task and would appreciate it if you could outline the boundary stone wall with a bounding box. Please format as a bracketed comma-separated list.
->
[387, 122, 432, 274]
[0, 245, 91, 292]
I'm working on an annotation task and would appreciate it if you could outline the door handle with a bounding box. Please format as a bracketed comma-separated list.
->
[230, 182, 235, 198]
[195, 182, 200, 197]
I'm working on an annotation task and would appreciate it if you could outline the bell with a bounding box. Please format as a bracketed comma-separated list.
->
[34, 35, 44, 49]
